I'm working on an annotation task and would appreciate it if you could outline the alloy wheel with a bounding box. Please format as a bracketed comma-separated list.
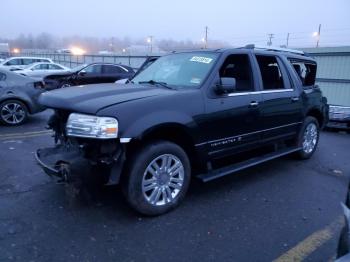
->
[302, 122, 318, 154]
[142, 154, 185, 206]
[1, 102, 26, 125]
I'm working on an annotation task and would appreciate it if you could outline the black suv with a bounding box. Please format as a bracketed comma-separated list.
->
[36, 46, 328, 215]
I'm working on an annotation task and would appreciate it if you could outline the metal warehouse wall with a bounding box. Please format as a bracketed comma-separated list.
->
[301, 46, 350, 106]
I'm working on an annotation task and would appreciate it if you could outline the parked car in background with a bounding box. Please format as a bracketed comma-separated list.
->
[327, 105, 350, 131]
[0, 69, 46, 125]
[0, 57, 54, 71]
[43, 63, 135, 89]
[115, 56, 160, 84]
[16, 62, 70, 78]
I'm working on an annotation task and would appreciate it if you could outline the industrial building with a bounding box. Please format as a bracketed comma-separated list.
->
[302, 46, 350, 107]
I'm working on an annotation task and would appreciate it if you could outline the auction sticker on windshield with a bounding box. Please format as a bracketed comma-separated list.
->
[190, 56, 213, 64]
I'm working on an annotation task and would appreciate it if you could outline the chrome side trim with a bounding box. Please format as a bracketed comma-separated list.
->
[195, 122, 302, 147]
[120, 138, 132, 143]
[261, 89, 294, 94]
[228, 89, 294, 97]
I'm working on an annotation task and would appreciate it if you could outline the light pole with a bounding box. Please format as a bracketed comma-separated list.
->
[314, 24, 321, 48]
[147, 36, 153, 54]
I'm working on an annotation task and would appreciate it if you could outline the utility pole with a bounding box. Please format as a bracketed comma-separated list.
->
[267, 33, 274, 46]
[316, 24, 321, 48]
[286, 33, 290, 47]
[204, 26, 208, 49]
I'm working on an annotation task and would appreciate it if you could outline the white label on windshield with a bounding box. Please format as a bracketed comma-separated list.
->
[190, 56, 213, 64]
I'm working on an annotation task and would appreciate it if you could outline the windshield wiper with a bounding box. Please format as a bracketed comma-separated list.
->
[138, 80, 175, 90]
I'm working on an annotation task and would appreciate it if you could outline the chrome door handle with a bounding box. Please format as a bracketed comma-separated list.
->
[291, 97, 299, 102]
[249, 101, 259, 107]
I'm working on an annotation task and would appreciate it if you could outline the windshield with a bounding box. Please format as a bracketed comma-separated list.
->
[132, 52, 219, 88]
[71, 64, 87, 72]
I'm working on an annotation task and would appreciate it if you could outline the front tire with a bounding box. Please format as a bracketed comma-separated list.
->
[59, 82, 71, 88]
[0, 100, 28, 126]
[123, 140, 191, 216]
[295, 116, 320, 159]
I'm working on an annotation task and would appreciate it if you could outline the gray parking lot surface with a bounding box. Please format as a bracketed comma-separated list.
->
[0, 110, 349, 261]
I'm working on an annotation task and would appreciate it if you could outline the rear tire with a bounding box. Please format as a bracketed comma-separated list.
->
[0, 100, 28, 126]
[295, 116, 320, 159]
[122, 140, 191, 216]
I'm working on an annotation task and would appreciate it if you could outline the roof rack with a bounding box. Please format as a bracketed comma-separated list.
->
[244, 44, 305, 55]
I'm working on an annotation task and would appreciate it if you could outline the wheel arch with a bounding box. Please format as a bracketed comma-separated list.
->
[126, 123, 202, 172]
[306, 107, 324, 128]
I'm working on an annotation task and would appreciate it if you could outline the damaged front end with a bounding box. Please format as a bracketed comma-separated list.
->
[35, 110, 125, 186]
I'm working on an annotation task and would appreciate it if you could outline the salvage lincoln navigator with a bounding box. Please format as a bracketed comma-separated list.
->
[36, 45, 328, 215]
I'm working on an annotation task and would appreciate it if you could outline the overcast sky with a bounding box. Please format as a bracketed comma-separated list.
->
[1, 0, 350, 47]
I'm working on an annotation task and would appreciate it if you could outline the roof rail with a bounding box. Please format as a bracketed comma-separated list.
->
[244, 44, 305, 55]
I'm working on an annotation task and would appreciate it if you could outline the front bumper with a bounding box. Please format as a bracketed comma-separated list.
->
[35, 144, 125, 185]
[35, 146, 87, 182]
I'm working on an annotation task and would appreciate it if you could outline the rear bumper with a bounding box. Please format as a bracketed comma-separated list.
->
[327, 105, 350, 130]
[327, 120, 350, 130]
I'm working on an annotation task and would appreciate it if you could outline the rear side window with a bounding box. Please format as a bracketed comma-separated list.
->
[48, 64, 63, 70]
[23, 59, 35, 65]
[34, 64, 49, 70]
[289, 60, 316, 86]
[256, 55, 285, 90]
[104, 65, 123, 74]
[84, 64, 102, 74]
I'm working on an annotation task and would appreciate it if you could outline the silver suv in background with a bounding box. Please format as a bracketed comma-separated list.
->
[16, 62, 70, 78]
[0, 57, 54, 71]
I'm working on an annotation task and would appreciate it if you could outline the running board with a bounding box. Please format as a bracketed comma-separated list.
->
[198, 147, 302, 182]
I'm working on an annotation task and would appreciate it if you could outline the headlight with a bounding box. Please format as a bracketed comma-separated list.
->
[66, 113, 118, 139]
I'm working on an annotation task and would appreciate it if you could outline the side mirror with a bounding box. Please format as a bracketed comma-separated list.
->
[216, 77, 236, 94]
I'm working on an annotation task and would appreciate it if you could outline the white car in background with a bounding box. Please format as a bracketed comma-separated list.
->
[16, 62, 70, 78]
[0, 57, 54, 71]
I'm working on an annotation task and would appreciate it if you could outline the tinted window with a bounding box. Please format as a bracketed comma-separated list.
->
[33, 64, 49, 70]
[289, 60, 316, 86]
[104, 65, 123, 74]
[48, 64, 63, 70]
[256, 55, 285, 90]
[219, 54, 254, 92]
[5, 58, 22, 66]
[40, 59, 50, 63]
[84, 64, 102, 74]
[23, 59, 35, 65]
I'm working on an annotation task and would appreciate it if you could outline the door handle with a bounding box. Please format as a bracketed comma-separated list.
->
[291, 97, 299, 102]
[249, 101, 259, 107]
